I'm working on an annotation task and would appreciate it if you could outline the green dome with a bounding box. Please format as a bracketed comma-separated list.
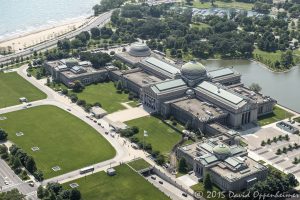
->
[181, 61, 207, 78]
[213, 144, 231, 156]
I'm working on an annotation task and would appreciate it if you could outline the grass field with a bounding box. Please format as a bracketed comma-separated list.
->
[191, 0, 253, 10]
[126, 116, 182, 155]
[0, 72, 46, 108]
[253, 48, 300, 71]
[0, 105, 115, 178]
[127, 159, 151, 171]
[74, 82, 129, 113]
[63, 164, 169, 200]
[258, 106, 294, 126]
[26, 67, 45, 79]
[191, 22, 210, 29]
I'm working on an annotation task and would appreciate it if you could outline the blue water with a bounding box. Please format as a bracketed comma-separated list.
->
[0, 0, 99, 40]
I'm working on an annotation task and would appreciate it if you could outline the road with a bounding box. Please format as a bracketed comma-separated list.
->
[0, 11, 112, 65]
[0, 65, 195, 199]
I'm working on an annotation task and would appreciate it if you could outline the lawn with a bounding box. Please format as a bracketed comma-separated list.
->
[191, 182, 226, 200]
[0, 72, 46, 108]
[26, 67, 45, 79]
[126, 116, 182, 155]
[63, 164, 170, 200]
[253, 48, 300, 71]
[74, 82, 129, 113]
[0, 105, 115, 178]
[191, 0, 253, 10]
[191, 22, 210, 29]
[127, 158, 151, 171]
[258, 106, 294, 126]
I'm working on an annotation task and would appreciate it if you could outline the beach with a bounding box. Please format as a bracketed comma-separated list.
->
[0, 16, 96, 53]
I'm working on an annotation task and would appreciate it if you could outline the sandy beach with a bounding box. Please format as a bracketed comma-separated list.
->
[0, 16, 95, 52]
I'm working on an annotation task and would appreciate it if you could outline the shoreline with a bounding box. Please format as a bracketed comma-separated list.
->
[205, 58, 299, 74]
[0, 15, 95, 52]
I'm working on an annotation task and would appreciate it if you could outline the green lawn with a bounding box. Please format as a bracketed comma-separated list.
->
[258, 106, 294, 126]
[26, 67, 45, 79]
[0, 105, 115, 178]
[253, 48, 300, 71]
[74, 82, 129, 113]
[127, 159, 151, 171]
[63, 164, 170, 200]
[126, 116, 182, 155]
[191, 22, 210, 29]
[191, 182, 226, 200]
[0, 72, 46, 108]
[191, 0, 253, 10]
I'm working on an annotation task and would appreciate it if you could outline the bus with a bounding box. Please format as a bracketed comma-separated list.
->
[79, 166, 94, 174]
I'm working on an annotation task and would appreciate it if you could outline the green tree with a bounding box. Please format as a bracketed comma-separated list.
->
[0, 189, 25, 200]
[25, 156, 37, 173]
[0, 129, 8, 141]
[37, 185, 45, 199]
[69, 188, 81, 200]
[249, 83, 262, 93]
[72, 80, 85, 93]
[204, 173, 213, 191]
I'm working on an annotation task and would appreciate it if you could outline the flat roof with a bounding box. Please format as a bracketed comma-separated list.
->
[151, 79, 186, 93]
[208, 68, 235, 78]
[144, 57, 180, 75]
[124, 71, 163, 87]
[230, 85, 273, 104]
[210, 157, 267, 181]
[172, 98, 227, 122]
[197, 81, 244, 105]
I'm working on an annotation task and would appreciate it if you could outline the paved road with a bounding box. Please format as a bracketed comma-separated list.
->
[0, 159, 37, 195]
[0, 11, 112, 65]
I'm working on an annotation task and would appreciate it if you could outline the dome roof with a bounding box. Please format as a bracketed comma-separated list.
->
[186, 89, 195, 96]
[181, 61, 207, 78]
[128, 42, 151, 57]
[213, 144, 231, 156]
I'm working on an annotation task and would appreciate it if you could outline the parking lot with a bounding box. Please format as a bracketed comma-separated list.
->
[244, 126, 300, 180]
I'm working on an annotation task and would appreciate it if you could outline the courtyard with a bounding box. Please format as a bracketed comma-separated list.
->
[63, 164, 169, 200]
[74, 82, 134, 113]
[0, 72, 46, 108]
[126, 116, 182, 156]
[243, 126, 300, 179]
[0, 105, 115, 178]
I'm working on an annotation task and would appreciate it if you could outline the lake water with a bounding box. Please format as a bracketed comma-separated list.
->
[202, 59, 300, 112]
[0, 0, 99, 40]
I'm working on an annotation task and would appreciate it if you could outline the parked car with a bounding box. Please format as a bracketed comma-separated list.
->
[159, 181, 163, 184]
[151, 176, 156, 180]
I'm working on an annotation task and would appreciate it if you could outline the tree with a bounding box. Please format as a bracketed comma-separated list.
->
[33, 170, 44, 182]
[72, 81, 85, 93]
[70, 94, 78, 103]
[178, 158, 188, 173]
[249, 83, 262, 93]
[204, 173, 213, 191]
[0, 129, 8, 141]
[91, 27, 101, 39]
[37, 185, 45, 199]
[0, 144, 8, 154]
[117, 80, 123, 91]
[281, 50, 294, 68]
[69, 188, 81, 200]
[0, 189, 25, 200]
[156, 154, 165, 165]
[25, 156, 37, 173]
